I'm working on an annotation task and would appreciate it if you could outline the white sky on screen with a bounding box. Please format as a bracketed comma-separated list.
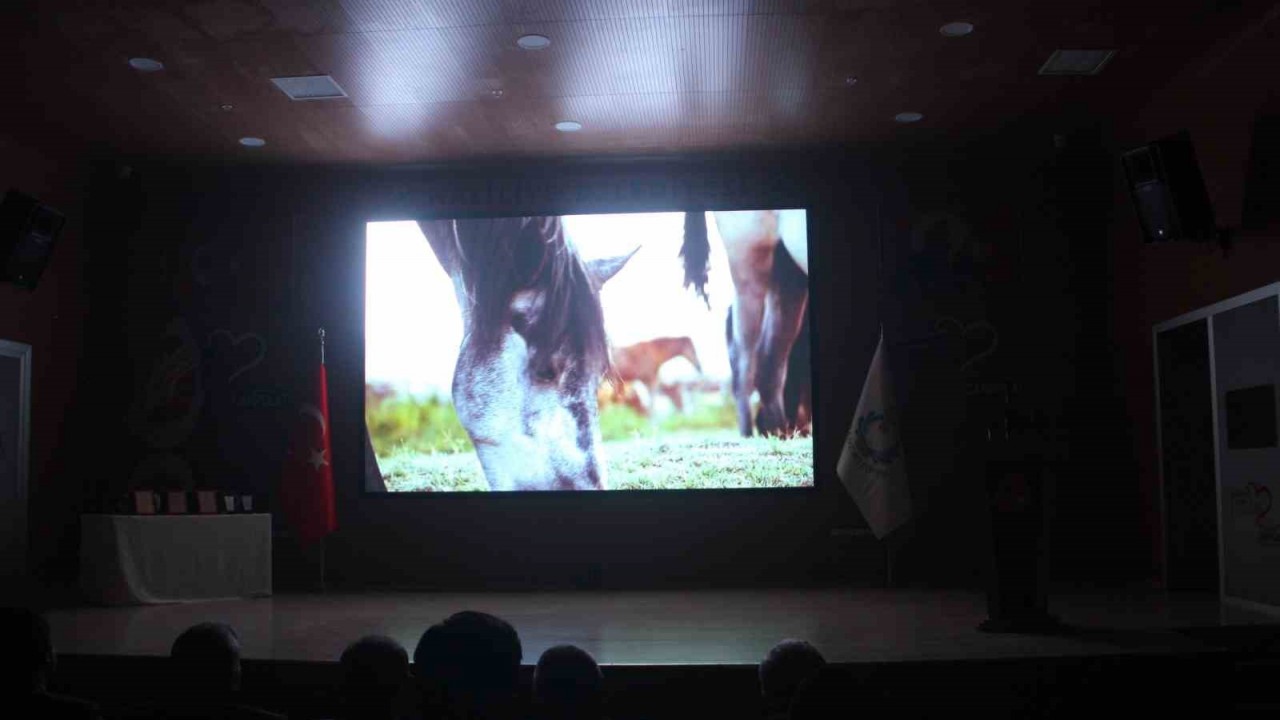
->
[365, 212, 801, 398]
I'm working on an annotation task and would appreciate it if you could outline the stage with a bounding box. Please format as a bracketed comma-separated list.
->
[42, 589, 1280, 719]
[46, 588, 1279, 665]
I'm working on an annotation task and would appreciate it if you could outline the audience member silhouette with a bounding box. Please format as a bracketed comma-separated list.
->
[758, 639, 825, 720]
[337, 635, 411, 720]
[788, 666, 856, 720]
[413, 611, 522, 720]
[532, 645, 604, 720]
[137, 622, 285, 720]
[2, 606, 101, 720]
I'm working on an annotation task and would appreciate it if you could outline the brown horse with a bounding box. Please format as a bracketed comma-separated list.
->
[683, 210, 809, 437]
[608, 336, 702, 416]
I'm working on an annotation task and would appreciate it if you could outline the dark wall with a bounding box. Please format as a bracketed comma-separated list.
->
[879, 119, 1141, 588]
[1110, 13, 1280, 581]
[0, 131, 90, 591]
[105, 153, 897, 590]
[77, 125, 1151, 592]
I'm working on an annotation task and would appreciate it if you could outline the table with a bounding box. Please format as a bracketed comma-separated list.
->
[80, 514, 272, 605]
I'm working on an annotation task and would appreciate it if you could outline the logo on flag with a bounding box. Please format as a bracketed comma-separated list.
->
[838, 334, 912, 539]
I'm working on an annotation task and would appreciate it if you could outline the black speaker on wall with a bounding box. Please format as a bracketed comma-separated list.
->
[0, 189, 65, 290]
[1121, 131, 1216, 243]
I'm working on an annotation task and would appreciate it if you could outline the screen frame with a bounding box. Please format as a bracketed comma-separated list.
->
[360, 205, 823, 497]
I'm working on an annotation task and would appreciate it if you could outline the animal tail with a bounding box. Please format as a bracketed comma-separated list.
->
[680, 211, 711, 306]
[771, 235, 807, 293]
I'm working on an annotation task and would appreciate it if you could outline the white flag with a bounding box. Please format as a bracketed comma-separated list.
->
[838, 335, 912, 539]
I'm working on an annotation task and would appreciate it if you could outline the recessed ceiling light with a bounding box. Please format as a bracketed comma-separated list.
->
[554, 121, 582, 132]
[128, 57, 165, 72]
[894, 112, 924, 123]
[517, 34, 551, 50]
[490, 88, 504, 98]
[939, 21, 974, 37]
[844, 76, 858, 86]
[239, 137, 266, 147]
[220, 104, 234, 111]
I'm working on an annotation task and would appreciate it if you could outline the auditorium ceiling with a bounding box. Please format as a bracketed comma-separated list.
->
[3, 0, 1275, 164]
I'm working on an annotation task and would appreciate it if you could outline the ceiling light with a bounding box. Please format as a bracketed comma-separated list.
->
[1038, 49, 1116, 75]
[894, 112, 924, 123]
[220, 104, 234, 111]
[939, 21, 974, 37]
[517, 34, 551, 50]
[555, 121, 582, 132]
[128, 57, 164, 72]
[239, 137, 266, 147]
[490, 88, 504, 98]
[844, 76, 858, 86]
[271, 75, 348, 101]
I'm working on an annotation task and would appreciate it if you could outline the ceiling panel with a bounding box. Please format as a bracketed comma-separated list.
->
[4, 0, 1274, 165]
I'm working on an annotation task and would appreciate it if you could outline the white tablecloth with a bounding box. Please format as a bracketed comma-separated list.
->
[80, 514, 272, 605]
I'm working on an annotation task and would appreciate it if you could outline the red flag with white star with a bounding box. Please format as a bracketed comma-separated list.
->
[280, 363, 337, 546]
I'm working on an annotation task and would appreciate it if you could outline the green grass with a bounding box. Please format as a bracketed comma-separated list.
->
[378, 429, 812, 493]
[366, 384, 472, 457]
[368, 384, 811, 492]
[605, 431, 812, 490]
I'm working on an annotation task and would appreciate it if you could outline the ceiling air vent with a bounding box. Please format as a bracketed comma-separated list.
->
[270, 75, 348, 101]
[1038, 49, 1116, 76]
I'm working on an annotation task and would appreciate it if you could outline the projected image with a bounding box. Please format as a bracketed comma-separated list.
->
[365, 211, 812, 492]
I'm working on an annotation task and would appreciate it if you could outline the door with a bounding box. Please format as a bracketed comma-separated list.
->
[1212, 296, 1280, 607]
[0, 341, 30, 587]
[1157, 320, 1219, 591]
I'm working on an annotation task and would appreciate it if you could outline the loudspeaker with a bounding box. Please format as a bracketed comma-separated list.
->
[0, 189, 65, 290]
[1121, 131, 1216, 243]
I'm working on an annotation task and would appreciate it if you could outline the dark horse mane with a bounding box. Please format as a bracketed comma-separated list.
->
[451, 216, 610, 379]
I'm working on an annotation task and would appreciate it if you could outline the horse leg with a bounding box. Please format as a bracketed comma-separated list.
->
[755, 243, 809, 437]
[729, 292, 766, 436]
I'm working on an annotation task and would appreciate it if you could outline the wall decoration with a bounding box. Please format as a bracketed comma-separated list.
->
[129, 319, 203, 448]
[207, 329, 266, 384]
[935, 316, 1000, 372]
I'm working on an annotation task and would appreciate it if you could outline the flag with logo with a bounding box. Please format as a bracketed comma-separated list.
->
[280, 360, 337, 546]
[838, 334, 912, 538]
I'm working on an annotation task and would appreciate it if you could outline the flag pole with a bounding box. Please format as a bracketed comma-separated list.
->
[873, 198, 897, 589]
[317, 326, 327, 593]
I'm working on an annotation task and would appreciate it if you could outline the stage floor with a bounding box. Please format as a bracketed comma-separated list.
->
[47, 589, 1278, 666]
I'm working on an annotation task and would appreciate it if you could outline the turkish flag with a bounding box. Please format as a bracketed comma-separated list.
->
[280, 363, 337, 546]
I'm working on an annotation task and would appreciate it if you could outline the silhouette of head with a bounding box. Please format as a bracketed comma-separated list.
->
[170, 622, 242, 697]
[789, 666, 856, 720]
[2, 607, 55, 693]
[533, 645, 603, 720]
[340, 635, 409, 719]
[759, 639, 826, 716]
[413, 611, 522, 719]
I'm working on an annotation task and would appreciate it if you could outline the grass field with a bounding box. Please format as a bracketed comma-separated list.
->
[368, 381, 808, 491]
[379, 430, 812, 492]
[369, 384, 812, 492]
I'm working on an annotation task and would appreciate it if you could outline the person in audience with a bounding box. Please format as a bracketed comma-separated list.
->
[788, 666, 857, 720]
[532, 645, 604, 720]
[2, 606, 102, 720]
[758, 639, 825, 720]
[338, 635, 411, 720]
[413, 611, 523, 720]
[127, 621, 284, 720]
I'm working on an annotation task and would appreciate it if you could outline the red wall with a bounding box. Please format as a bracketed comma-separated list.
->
[0, 131, 89, 584]
[1111, 15, 1280, 580]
